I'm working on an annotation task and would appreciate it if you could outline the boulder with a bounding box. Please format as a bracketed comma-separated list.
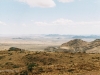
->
[8, 47, 23, 51]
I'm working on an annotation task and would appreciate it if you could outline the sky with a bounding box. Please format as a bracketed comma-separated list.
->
[0, 0, 100, 35]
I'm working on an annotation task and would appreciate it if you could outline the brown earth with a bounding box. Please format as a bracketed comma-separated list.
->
[0, 50, 100, 75]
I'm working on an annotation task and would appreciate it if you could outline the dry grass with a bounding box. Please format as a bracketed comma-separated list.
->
[0, 50, 100, 75]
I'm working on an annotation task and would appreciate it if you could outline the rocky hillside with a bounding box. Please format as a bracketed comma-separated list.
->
[60, 39, 89, 53]
[86, 39, 100, 53]
[56, 39, 100, 53]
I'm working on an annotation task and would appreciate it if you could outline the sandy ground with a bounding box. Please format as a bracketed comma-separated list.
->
[0, 37, 71, 51]
[0, 36, 94, 51]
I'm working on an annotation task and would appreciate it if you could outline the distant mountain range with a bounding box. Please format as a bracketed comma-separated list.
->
[45, 34, 100, 39]
[1, 34, 100, 39]
[73, 35, 100, 39]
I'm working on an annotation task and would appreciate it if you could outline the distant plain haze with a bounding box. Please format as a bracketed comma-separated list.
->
[0, 0, 100, 35]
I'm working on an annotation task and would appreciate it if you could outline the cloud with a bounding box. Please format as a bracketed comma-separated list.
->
[58, 0, 74, 3]
[34, 18, 100, 26]
[16, 0, 56, 8]
[52, 18, 73, 25]
[31, 19, 100, 35]
[0, 21, 6, 25]
[35, 18, 73, 26]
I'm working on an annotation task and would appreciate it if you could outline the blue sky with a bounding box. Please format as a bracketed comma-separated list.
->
[0, 0, 100, 35]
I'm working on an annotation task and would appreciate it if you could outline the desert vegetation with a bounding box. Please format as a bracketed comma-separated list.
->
[0, 50, 100, 75]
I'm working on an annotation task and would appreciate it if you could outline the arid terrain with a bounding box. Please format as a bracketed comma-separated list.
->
[0, 35, 100, 75]
[0, 35, 94, 51]
[1, 0, 100, 74]
[0, 35, 71, 51]
[1, 50, 100, 75]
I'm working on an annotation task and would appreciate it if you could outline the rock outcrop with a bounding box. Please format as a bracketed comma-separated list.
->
[8, 47, 24, 51]
[60, 39, 89, 53]
[45, 39, 100, 53]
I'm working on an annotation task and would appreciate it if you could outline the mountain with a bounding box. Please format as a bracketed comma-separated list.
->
[72, 35, 100, 39]
[44, 39, 100, 53]
[60, 39, 89, 53]
[86, 39, 100, 53]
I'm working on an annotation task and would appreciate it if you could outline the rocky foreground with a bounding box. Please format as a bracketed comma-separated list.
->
[0, 50, 100, 75]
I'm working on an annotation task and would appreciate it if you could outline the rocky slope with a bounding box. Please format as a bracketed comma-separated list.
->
[45, 39, 100, 53]
[60, 39, 89, 53]
[86, 39, 100, 53]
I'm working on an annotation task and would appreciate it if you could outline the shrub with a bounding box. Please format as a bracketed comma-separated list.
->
[27, 63, 38, 72]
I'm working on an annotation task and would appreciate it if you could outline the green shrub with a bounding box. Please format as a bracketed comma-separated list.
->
[27, 63, 38, 72]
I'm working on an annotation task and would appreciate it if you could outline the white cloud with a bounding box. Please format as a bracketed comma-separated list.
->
[58, 0, 74, 3]
[0, 21, 6, 25]
[34, 18, 100, 26]
[32, 19, 100, 35]
[34, 18, 73, 26]
[52, 18, 73, 25]
[16, 0, 56, 8]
